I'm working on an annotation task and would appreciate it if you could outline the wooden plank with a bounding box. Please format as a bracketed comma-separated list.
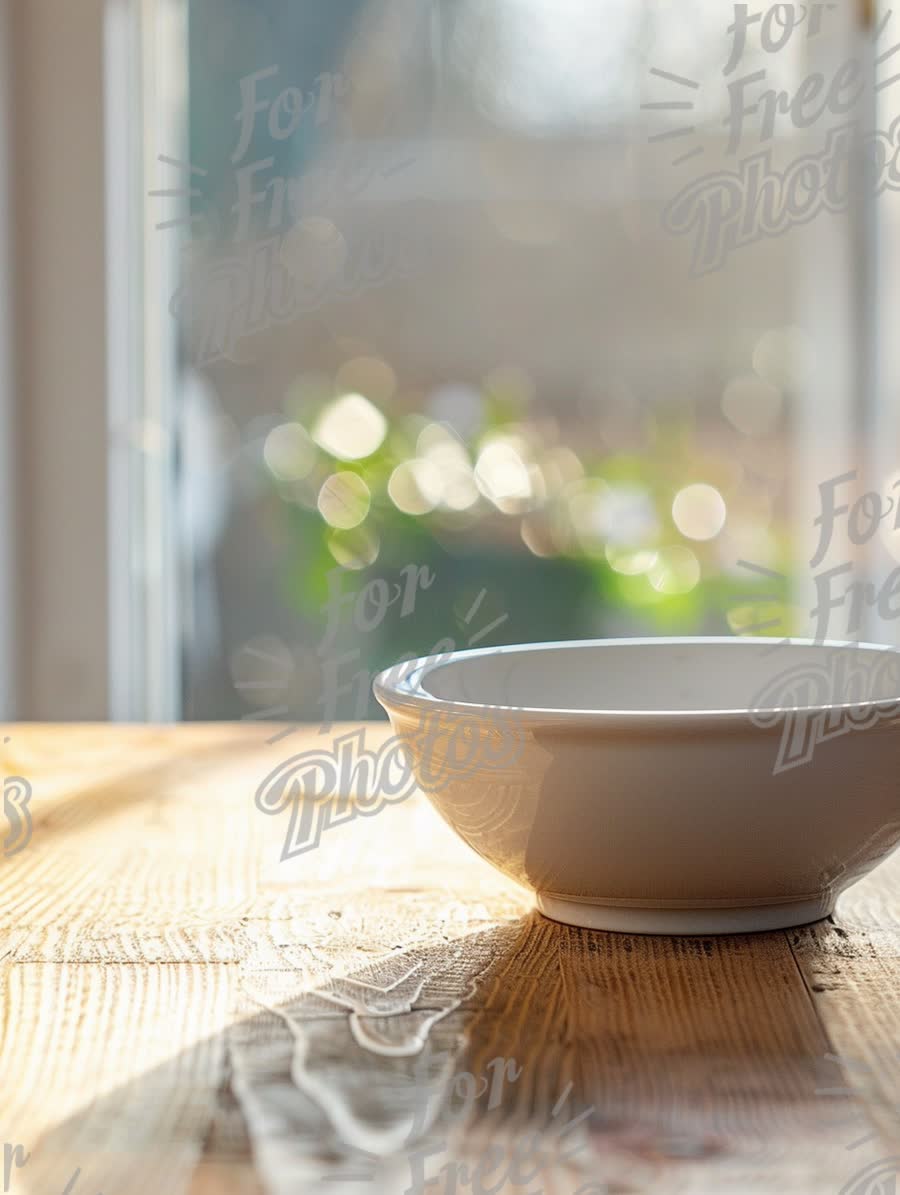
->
[787, 849, 900, 1191]
[0, 962, 234, 1195]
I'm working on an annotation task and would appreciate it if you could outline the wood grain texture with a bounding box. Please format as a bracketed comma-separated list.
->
[0, 724, 898, 1195]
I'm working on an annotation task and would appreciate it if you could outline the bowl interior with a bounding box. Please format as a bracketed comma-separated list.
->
[418, 640, 900, 715]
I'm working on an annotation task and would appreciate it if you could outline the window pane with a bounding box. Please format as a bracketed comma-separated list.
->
[159, 0, 864, 722]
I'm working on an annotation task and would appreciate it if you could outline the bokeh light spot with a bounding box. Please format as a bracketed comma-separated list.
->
[263, 422, 317, 481]
[318, 471, 371, 529]
[314, 394, 387, 461]
[672, 484, 727, 541]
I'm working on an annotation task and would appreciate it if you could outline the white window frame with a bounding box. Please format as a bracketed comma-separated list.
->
[106, 0, 184, 719]
[0, 0, 182, 720]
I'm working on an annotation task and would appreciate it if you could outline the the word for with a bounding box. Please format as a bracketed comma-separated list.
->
[232, 65, 351, 165]
[749, 648, 900, 772]
[725, 3, 837, 75]
[319, 564, 435, 655]
[811, 470, 900, 567]
[3, 776, 32, 858]
[407, 1055, 524, 1143]
[317, 563, 437, 730]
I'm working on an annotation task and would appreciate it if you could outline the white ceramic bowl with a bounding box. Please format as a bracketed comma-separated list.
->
[374, 638, 900, 934]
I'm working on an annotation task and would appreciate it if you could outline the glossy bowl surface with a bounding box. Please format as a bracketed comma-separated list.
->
[374, 638, 900, 934]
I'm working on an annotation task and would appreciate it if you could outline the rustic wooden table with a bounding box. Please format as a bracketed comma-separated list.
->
[1, 724, 899, 1195]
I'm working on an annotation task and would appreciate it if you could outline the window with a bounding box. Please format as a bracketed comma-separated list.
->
[4, 0, 895, 720]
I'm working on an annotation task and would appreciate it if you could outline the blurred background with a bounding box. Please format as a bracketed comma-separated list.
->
[2, 0, 899, 721]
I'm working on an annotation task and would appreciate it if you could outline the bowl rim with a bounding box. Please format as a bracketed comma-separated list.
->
[372, 636, 900, 728]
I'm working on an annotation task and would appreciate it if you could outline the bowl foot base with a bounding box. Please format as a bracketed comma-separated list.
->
[535, 893, 835, 935]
